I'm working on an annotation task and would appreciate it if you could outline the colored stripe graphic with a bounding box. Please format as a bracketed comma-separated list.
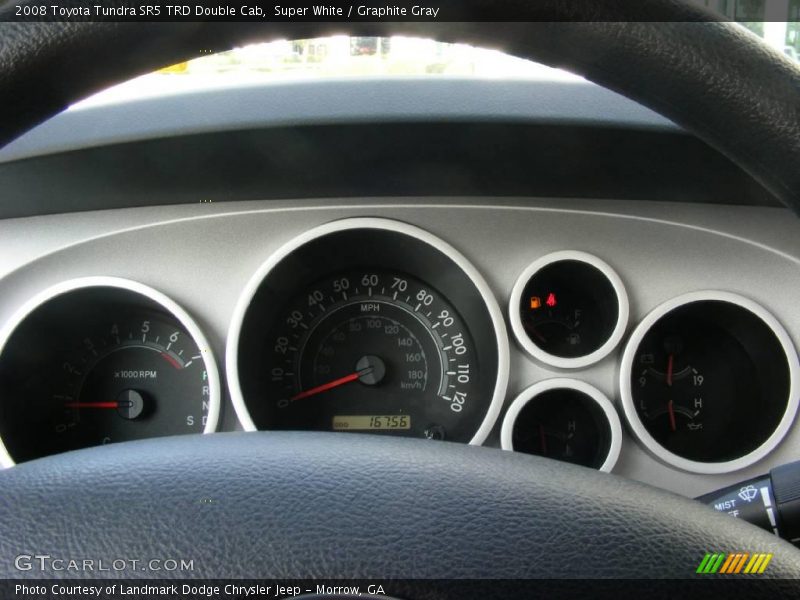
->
[696, 553, 713, 574]
[720, 553, 737, 574]
[698, 553, 726, 574]
[744, 554, 762, 574]
[711, 554, 726, 573]
[698, 553, 773, 575]
[719, 553, 736, 574]
[758, 554, 773, 574]
[733, 553, 749, 573]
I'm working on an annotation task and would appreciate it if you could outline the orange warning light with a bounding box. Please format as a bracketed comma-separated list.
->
[546, 292, 557, 307]
[530, 296, 542, 309]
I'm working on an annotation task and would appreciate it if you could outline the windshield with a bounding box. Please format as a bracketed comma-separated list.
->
[74, 0, 800, 108]
[76, 10, 799, 110]
[74, 37, 584, 108]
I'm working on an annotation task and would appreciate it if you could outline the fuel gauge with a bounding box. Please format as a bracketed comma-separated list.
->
[509, 251, 629, 368]
[501, 379, 622, 472]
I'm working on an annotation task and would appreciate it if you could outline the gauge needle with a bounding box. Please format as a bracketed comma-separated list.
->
[667, 399, 677, 432]
[290, 366, 373, 402]
[526, 324, 547, 343]
[666, 353, 674, 387]
[64, 402, 119, 409]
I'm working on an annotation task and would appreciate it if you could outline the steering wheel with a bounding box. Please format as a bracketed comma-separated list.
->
[2, 1, 800, 589]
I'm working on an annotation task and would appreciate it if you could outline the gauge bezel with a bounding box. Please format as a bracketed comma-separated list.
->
[619, 290, 800, 474]
[0, 276, 222, 468]
[500, 378, 622, 472]
[508, 250, 630, 369]
[226, 217, 510, 446]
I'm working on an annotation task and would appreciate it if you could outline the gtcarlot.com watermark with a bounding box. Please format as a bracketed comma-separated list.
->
[14, 553, 194, 573]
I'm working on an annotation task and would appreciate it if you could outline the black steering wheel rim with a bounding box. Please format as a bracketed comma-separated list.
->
[1, 1, 800, 588]
[2, 431, 800, 585]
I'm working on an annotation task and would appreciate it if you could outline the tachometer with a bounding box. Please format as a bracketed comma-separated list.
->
[0, 278, 220, 465]
[228, 218, 509, 444]
[51, 315, 210, 448]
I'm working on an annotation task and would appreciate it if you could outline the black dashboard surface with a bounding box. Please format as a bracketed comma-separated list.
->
[0, 79, 781, 219]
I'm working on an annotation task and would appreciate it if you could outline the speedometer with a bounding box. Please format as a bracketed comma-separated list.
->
[228, 218, 509, 444]
[266, 270, 477, 440]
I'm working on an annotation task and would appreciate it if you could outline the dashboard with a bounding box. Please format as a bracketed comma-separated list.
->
[0, 78, 798, 501]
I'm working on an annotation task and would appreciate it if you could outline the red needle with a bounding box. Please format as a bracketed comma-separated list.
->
[65, 402, 119, 409]
[666, 353, 674, 387]
[525, 323, 547, 343]
[290, 372, 362, 402]
[667, 400, 677, 432]
[538, 424, 548, 455]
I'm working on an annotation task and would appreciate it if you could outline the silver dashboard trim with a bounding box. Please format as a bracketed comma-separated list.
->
[224, 217, 511, 445]
[0, 276, 222, 467]
[619, 290, 800, 474]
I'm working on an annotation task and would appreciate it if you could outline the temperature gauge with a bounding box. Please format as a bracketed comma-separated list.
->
[621, 292, 799, 473]
[635, 335, 707, 437]
[501, 379, 622, 472]
[509, 251, 628, 368]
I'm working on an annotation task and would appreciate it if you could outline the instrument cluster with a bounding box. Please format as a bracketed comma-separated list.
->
[0, 216, 797, 481]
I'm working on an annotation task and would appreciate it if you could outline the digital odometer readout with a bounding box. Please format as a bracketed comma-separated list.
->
[332, 415, 411, 430]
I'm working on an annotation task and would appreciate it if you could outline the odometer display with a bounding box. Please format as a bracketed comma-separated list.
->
[332, 415, 411, 430]
[265, 270, 478, 441]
